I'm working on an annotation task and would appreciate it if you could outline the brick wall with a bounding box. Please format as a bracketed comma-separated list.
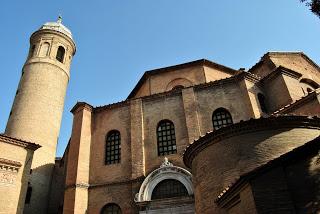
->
[191, 128, 320, 213]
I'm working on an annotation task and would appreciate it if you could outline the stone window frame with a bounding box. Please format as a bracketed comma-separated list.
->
[135, 159, 194, 202]
[156, 120, 177, 156]
[105, 130, 121, 165]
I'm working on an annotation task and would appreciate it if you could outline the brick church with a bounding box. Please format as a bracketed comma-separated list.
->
[0, 18, 319, 214]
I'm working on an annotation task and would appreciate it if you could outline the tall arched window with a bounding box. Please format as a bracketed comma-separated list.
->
[100, 203, 121, 214]
[212, 108, 233, 130]
[105, 130, 121, 165]
[258, 93, 267, 113]
[56, 46, 65, 63]
[151, 179, 188, 200]
[39, 42, 50, 57]
[157, 120, 177, 156]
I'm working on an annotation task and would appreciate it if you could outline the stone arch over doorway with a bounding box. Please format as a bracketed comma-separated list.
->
[136, 158, 193, 202]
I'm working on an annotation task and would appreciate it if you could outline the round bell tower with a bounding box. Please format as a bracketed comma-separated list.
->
[5, 16, 76, 213]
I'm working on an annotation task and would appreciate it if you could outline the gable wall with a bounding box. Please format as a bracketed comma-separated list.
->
[203, 65, 233, 82]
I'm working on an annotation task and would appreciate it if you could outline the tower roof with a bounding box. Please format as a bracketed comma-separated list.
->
[39, 16, 73, 40]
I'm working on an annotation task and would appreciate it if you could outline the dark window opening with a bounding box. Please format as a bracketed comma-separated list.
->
[56, 46, 65, 63]
[105, 130, 121, 165]
[157, 120, 177, 156]
[212, 108, 233, 130]
[151, 179, 188, 200]
[307, 87, 313, 93]
[172, 85, 184, 90]
[258, 93, 267, 113]
[300, 78, 319, 90]
[100, 203, 121, 214]
[25, 184, 32, 204]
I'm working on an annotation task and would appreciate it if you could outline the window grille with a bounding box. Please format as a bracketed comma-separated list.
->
[105, 130, 121, 164]
[157, 120, 177, 156]
[212, 108, 233, 130]
[151, 179, 188, 200]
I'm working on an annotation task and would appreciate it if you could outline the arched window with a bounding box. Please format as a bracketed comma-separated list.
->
[212, 108, 233, 130]
[100, 203, 121, 214]
[157, 120, 177, 156]
[105, 130, 121, 165]
[258, 93, 267, 113]
[39, 42, 50, 57]
[151, 179, 188, 200]
[56, 46, 65, 63]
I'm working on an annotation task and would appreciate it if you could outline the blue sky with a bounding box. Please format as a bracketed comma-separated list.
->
[1, 1, 319, 157]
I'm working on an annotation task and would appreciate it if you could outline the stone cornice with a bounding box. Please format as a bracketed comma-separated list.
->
[88, 72, 260, 113]
[261, 66, 303, 83]
[65, 176, 145, 190]
[183, 116, 320, 168]
[89, 176, 144, 189]
[23, 59, 70, 80]
[70, 102, 93, 114]
[0, 134, 41, 151]
[194, 72, 260, 91]
[0, 158, 22, 172]
[93, 100, 129, 113]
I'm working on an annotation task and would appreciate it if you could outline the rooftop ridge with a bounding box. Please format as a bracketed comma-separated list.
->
[78, 71, 259, 113]
[127, 58, 239, 99]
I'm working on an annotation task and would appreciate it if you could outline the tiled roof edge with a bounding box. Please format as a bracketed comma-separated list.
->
[183, 115, 320, 168]
[272, 89, 319, 115]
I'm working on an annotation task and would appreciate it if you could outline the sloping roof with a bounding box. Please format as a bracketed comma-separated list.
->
[72, 71, 259, 113]
[248, 51, 320, 73]
[127, 59, 238, 99]
[260, 66, 303, 82]
[272, 89, 320, 115]
[215, 135, 320, 204]
[183, 115, 320, 168]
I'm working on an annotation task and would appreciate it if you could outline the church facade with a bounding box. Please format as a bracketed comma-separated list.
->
[0, 19, 319, 214]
